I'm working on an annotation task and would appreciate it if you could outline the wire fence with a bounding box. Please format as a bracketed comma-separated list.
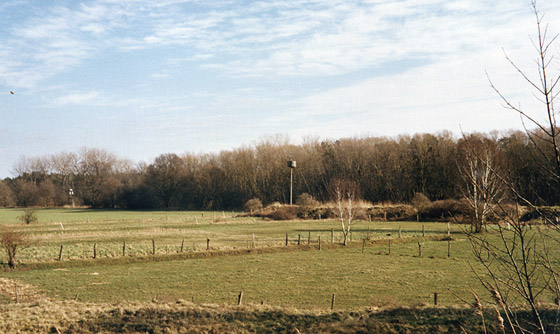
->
[12, 225, 459, 263]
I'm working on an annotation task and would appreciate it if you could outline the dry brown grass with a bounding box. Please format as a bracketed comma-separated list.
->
[0, 277, 554, 333]
[0, 294, 501, 334]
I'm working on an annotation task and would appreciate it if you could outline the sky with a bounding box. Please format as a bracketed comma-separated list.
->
[1, 0, 560, 178]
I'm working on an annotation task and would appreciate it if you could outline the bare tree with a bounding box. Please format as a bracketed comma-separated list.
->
[488, 1, 560, 183]
[0, 226, 29, 268]
[458, 134, 506, 233]
[49, 151, 78, 191]
[0, 180, 14, 207]
[330, 179, 359, 246]
[74, 148, 119, 208]
[146, 153, 187, 208]
[468, 2, 560, 333]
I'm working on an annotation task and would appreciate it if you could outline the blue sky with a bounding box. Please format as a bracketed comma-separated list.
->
[1, 0, 559, 177]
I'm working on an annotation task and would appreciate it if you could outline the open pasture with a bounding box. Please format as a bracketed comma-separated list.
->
[0, 208, 462, 263]
[1, 208, 558, 312]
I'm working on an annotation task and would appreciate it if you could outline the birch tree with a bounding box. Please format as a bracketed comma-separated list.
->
[330, 179, 359, 246]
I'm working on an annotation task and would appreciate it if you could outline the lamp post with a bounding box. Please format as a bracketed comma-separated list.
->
[287, 160, 296, 205]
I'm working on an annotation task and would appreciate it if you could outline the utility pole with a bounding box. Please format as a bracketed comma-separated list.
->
[287, 160, 296, 205]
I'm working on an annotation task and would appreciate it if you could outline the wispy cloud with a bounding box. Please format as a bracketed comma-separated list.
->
[2, 0, 560, 178]
[1, 0, 557, 89]
[51, 91, 100, 106]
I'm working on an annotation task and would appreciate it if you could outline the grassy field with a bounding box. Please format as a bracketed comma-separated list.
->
[0, 208, 462, 263]
[0, 208, 558, 332]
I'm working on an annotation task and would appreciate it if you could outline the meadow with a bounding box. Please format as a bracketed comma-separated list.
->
[0, 208, 557, 333]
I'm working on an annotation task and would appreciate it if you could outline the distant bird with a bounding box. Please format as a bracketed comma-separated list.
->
[10, 91, 14, 95]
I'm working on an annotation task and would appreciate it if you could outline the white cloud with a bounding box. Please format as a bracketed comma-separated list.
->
[2, 0, 557, 88]
[52, 91, 100, 106]
[2, 0, 560, 178]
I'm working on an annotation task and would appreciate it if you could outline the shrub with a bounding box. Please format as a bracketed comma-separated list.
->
[244, 198, 263, 214]
[296, 193, 320, 219]
[422, 199, 467, 220]
[520, 206, 560, 223]
[18, 209, 38, 224]
[366, 205, 416, 221]
[1, 226, 28, 268]
[411, 193, 431, 221]
[296, 193, 319, 207]
[270, 206, 298, 220]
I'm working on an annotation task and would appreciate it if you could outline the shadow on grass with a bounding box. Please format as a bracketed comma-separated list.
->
[61, 305, 498, 334]
[294, 227, 463, 236]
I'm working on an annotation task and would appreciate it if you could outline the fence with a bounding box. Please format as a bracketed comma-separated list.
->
[14, 225, 458, 264]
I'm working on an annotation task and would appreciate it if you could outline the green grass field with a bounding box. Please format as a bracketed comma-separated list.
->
[0, 208, 462, 263]
[0, 208, 483, 308]
[0, 208, 558, 333]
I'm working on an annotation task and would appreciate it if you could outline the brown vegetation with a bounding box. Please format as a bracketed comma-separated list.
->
[2, 130, 559, 212]
[0, 295, 522, 334]
[0, 227, 29, 268]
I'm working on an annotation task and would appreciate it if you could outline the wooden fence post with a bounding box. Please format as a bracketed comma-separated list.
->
[362, 239, 365, 253]
[298, 234, 301, 245]
[152, 239, 155, 255]
[318, 236, 321, 250]
[238, 291, 244, 306]
[331, 228, 334, 243]
[308, 231, 311, 245]
[447, 222, 450, 236]
[331, 294, 335, 310]
[122, 241, 126, 257]
[434, 292, 438, 305]
[418, 242, 422, 257]
[285, 233, 288, 246]
[180, 239, 184, 253]
[399, 226, 402, 238]
[93, 243, 97, 259]
[207, 238, 210, 250]
[388, 240, 391, 255]
[58, 245, 63, 261]
[422, 225, 425, 237]
[447, 239, 451, 258]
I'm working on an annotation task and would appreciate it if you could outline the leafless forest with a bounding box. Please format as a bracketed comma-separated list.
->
[0, 130, 555, 210]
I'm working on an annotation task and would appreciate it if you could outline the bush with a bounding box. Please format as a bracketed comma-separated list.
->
[296, 193, 319, 207]
[270, 206, 298, 220]
[520, 206, 560, 223]
[366, 205, 416, 221]
[244, 198, 263, 214]
[411, 193, 431, 221]
[422, 199, 467, 220]
[296, 193, 320, 219]
[1, 226, 28, 268]
[18, 209, 38, 224]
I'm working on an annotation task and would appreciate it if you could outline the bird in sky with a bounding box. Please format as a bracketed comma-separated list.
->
[10, 91, 14, 95]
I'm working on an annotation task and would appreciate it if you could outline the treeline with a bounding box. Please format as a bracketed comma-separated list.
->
[0, 130, 556, 209]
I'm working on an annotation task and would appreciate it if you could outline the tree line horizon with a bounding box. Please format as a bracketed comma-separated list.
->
[0, 129, 556, 210]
